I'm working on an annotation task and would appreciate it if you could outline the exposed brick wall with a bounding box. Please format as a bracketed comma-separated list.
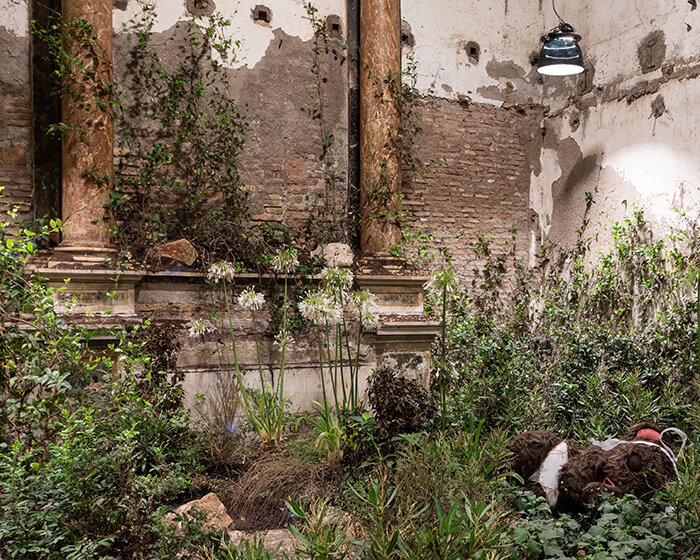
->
[0, 26, 33, 220]
[404, 97, 542, 280]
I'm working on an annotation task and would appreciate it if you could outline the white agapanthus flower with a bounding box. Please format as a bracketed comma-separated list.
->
[424, 267, 460, 298]
[271, 247, 299, 274]
[273, 330, 295, 350]
[350, 289, 380, 329]
[299, 289, 343, 326]
[237, 287, 265, 311]
[188, 319, 216, 337]
[320, 266, 354, 294]
[207, 261, 236, 283]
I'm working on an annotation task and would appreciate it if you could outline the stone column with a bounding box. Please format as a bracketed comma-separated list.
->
[56, 0, 114, 260]
[359, 0, 402, 253]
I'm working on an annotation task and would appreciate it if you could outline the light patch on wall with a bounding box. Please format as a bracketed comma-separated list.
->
[604, 144, 700, 222]
[114, 0, 343, 70]
[401, 0, 541, 104]
[0, 0, 29, 37]
[530, 147, 560, 236]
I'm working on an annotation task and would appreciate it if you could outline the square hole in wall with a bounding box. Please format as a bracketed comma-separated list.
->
[466, 41, 480, 64]
[326, 15, 342, 39]
[186, 0, 215, 16]
[252, 5, 272, 24]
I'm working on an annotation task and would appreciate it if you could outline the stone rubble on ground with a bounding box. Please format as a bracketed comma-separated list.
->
[165, 492, 233, 535]
[227, 528, 296, 556]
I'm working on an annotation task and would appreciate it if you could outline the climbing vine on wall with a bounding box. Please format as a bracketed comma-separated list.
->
[302, 2, 352, 249]
[112, 1, 251, 266]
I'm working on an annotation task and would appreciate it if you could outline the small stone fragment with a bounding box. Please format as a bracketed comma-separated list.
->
[153, 239, 198, 266]
[228, 528, 295, 555]
[312, 243, 354, 267]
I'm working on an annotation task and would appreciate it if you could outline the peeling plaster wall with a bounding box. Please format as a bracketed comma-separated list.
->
[0, 0, 33, 219]
[401, 0, 542, 106]
[114, 0, 349, 234]
[115, 0, 343, 70]
[535, 0, 700, 253]
[399, 0, 545, 272]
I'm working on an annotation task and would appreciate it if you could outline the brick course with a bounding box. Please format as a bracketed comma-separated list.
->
[0, 96, 33, 219]
[404, 97, 542, 281]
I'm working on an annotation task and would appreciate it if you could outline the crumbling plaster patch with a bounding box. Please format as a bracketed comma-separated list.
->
[0, 0, 29, 37]
[114, 0, 344, 70]
[113, 16, 348, 228]
[401, 0, 542, 105]
[0, 27, 31, 94]
[531, 0, 700, 249]
[543, 0, 700, 100]
[534, 78, 700, 250]
[529, 147, 559, 236]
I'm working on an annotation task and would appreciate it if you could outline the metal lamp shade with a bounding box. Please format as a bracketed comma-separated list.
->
[538, 31, 584, 76]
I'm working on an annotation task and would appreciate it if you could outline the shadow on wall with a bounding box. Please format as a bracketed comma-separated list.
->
[547, 141, 700, 250]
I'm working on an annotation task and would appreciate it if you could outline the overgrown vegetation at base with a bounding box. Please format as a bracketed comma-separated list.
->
[444, 208, 700, 440]
[2, 201, 699, 559]
[0, 211, 216, 559]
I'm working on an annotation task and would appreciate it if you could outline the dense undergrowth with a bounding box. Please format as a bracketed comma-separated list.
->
[1, 203, 699, 559]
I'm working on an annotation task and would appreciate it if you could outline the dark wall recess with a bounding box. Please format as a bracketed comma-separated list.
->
[326, 15, 342, 39]
[32, 0, 62, 222]
[186, 0, 215, 16]
[400, 19, 415, 49]
[466, 41, 480, 64]
[252, 5, 272, 24]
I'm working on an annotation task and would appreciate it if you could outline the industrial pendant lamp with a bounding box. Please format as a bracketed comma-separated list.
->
[537, 0, 584, 76]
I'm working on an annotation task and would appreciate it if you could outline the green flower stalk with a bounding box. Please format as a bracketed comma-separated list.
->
[349, 289, 379, 409]
[425, 267, 460, 430]
[202, 250, 297, 449]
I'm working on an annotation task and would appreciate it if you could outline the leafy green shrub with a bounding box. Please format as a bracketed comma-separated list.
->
[0, 211, 92, 449]
[0, 207, 221, 559]
[392, 426, 509, 515]
[446, 208, 700, 440]
[367, 365, 436, 441]
[286, 498, 358, 560]
[398, 495, 508, 560]
[510, 490, 692, 559]
[0, 387, 201, 559]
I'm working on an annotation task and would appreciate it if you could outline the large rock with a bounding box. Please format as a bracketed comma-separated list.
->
[312, 243, 354, 267]
[166, 492, 233, 534]
[153, 239, 198, 266]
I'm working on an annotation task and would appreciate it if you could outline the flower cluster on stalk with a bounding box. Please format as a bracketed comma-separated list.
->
[424, 267, 460, 298]
[271, 248, 299, 274]
[188, 319, 216, 337]
[320, 267, 354, 295]
[274, 330, 295, 351]
[299, 289, 343, 326]
[207, 261, 236, 283]
[237, 287, 265, 311]
[350, 289, 380, 330]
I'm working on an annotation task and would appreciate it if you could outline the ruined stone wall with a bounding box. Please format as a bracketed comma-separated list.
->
[532, 1, 700, 254]
[113, 0, 350, 248]
[403, 97, 540, 275]
[0, 1, 33, 220]
[400, 0, 545, 276]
